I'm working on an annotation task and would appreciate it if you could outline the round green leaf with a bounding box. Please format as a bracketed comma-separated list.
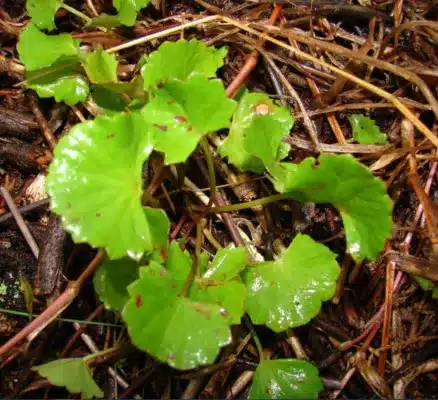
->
[203, 245, 248, 281]
[348, 114, 388, 145]
[46, 111, 170, 259]
[18, 23, 80, 71]
[123, 262, 231, 369]
[219, 92, 293, 173]
[29, 72, 89, 106]
[142, 76, 236, 164]
[141, 39, 227, 89]
[191, 280, 245, 325]
[33, 358, 103, 399]
[84, 48, 118, 83]
[94, 258, 140, 312]
[268, 154, 393, 261]
[26, 0, 63, 31]
[244, 234, 340, 332]
[113, 0, 151, 26]
[249, 359, 323, 399]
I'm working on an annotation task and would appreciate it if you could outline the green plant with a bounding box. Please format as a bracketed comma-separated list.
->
[20, 3, 394, 398]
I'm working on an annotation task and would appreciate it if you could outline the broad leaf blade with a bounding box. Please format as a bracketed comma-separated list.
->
[46, 111, 170, 259]
[94, 258, 140, 312]
[26, 0, 63, 31]
[84, 48, 118, 83]
[18, 23, 80, 71]
[142, 76, 235, 164]
[113, 0, 151, 26]
[123, 262, 231, 369]
[191, 279, 245, 325]
[268, 154, 393, 261]
[348, 115, 388, 144]
[244, 234, 340, 332]
[249, 359, 323, 399]
[33, 358, 103, 398]
[27, 61, 89, 106]
[141, 39, 227, 89]
[204, 245, 248, 281]
[219, 92, 293, 173]
[165, 241, 192, 282]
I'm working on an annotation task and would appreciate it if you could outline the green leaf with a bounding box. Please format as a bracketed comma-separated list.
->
[113, 0, 151, 26]
[123, 261, 231, 369]
[141, 39, 227, 89]
[348, 115, 388, 144]
[165, 240, 193, 282]
[26, 0, 63, 31]
[219, 92, 293, 173]
[249, 359, 323, 399]
[94, 258, 140, 312]
[33, 358, 103, 398]
[244, 234, 339, 332]
[46, 111, 170, 259]
[415, 277, 438, 299]
[87, 13, 123, 28]
[203, 245, 248, 281]
[142, 76, 235, 164]
[91, 86, 126, 114]
[18, 23, 80, 71]
[268, 154, 393, 261]
[191, 246, 248, 324]
[27, 61, 89, 106]
[84, 48, 118, 83]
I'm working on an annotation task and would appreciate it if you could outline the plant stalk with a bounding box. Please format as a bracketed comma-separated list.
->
[210, 193, 287, 213]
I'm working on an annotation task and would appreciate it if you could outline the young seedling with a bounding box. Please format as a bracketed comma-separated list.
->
[13, 2, 397, 396]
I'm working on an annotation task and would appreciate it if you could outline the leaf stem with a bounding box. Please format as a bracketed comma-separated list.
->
[62, 4, 92, 23]
[180, 222, 203, 297]
[244, 314, 265, 362]
[200, 137, 217, 211]
[83, 343, 123, 364]
[210, 193, 287, 213]
[0, 307, 122, 327]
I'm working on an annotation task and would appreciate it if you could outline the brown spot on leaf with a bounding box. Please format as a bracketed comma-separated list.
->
[148, 269, 156, 277]
[160, 268, 168, 277]
[72, 218, 80, 223]
[174, 115, 187, 123]
[96, 213, 101, 217]
[220, 309, 229, 317]
[312, 159, 320, 168]
[136, 295, 142, 308]
[186, 125, 192, 132]
[160, 247, 167, 260]
[106, 133, 116, 140]
[168, 353, 176, 360]
[169, 280, 177, 288]
[153, 124, 168, 132]
[168, 100, 176, 105]
[157, 82, 164, 89]
[66, 202, 71, 208]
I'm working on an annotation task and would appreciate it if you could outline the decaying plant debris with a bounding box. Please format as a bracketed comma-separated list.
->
[0, 0, 438, 398]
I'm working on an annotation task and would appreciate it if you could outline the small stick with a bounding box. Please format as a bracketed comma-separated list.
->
[225, 4, 283, 98]
[0, 198, 49, 224]
[0, 250, 104, 358]
[28, 91, 57, 150]
[0, 186, 39, 259]
[72, 322, 138, 393]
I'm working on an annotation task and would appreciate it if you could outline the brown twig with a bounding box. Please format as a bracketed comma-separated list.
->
[0, 186, 39, 258]
[27, 91, 57, 150]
